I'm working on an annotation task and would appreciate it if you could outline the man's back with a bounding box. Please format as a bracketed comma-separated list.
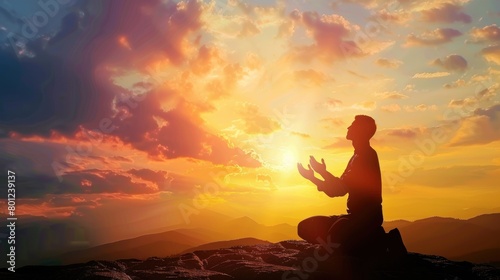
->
[342, 145, 382, 216]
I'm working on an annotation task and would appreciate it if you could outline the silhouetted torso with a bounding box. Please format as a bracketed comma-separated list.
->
[341, 144, 383, 226]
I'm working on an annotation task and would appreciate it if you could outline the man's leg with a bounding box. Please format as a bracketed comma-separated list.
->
[329, 214, 385, 256]
[298, 216, 338, 244]
[327, 215, 351, 245]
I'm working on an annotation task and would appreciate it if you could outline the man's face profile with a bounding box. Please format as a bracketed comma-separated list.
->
[346, 120, 359, 140]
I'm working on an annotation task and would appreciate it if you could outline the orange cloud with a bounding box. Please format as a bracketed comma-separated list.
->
[375, 58, 403, 69]
[448, 98, 477, 108]
[405, 28, 462, 46]
[469, 24, 500, 43]
[381, 104, 402, 113]
[444, 79, 466, 89]
[404, 104, 438, 112]
[412, 72, 450, 79]
[238, 103, 281, 135]
[386, 127, 419, 138]
[321, 117, 345, 129]
[377, 91, 409, 99]
[238, 19, 260, 37]
[190, 45, 223, 75]
[294, 69, 332, 86]
[371, 9, 410, 24]
[352, 101, 377, 110]
[449, 104, 500, 146]
[481, 45, 500, 65]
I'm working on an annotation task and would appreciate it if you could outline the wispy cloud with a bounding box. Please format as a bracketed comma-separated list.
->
[375, 58, 403, 69]
[412, 72, 451, 78]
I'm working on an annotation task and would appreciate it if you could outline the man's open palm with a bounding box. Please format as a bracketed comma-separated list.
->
[309, 156, 326, 174]
[297, 163, 315, 180]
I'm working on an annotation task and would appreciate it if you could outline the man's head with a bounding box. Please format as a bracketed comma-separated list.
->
[346, 115, 376, 141]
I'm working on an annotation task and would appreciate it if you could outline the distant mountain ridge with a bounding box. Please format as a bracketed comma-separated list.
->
[383, 213, 500, 266]
[3, 212, 500, 268]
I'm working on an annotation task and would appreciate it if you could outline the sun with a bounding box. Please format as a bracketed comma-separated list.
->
[281, 150, 298, 170]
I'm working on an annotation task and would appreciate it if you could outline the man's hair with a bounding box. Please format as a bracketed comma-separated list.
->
[355, 115, 377, 139]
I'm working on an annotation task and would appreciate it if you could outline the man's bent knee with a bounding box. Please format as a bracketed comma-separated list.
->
[297, 219, 308, 240]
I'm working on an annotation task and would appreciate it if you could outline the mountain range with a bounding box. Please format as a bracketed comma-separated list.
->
[2, 212, 500, 268]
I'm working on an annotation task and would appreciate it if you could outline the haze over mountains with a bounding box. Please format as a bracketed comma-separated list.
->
[1, 211, 499, 268]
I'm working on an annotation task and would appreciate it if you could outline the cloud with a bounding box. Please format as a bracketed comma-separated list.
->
[405, 28, 462, 46]
[469, 24, 500, 43]
[447, 83, 498, 110]
[127, 169, 173, 189]
[375, 58, 403, 69]
[370, 9, 410, 24]
[294, 69, 332, 86]
[449, 104, 500, 146]
[481, 45, 500, 65]
[432, 54, 468, 72]
[291, 131, 311, 138]
[289, 10, 362, 63]
[381, 104, 402, 112]
[190, 45, 223, 75]
[321, 117, 345, 128]
[347, 70, 368, 79]
[448, 98, 477, 108]
[256, 174, 276, 190]
[0, 0, 264, 168]
[238, 19, 260, 37]
[387, 128, 419, 138]
[406, 165, 500, 188]
[239, 103, 281, 134]
[352, 101, 377, 110]
[276, 16, 295, 38]
[412, 72, 450, 79]
[324, 98, 344, 111]
[322, 137, 352, 150]
[377, 91, 409, 99]
[420, 3, 472, 23]
[444, 79, 466, 89]
[8, 169, 157, 199]
[339, 0, 381, 8]
[404, 104, 438, 112]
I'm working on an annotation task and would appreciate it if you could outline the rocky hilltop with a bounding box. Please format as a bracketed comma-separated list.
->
[1, 240, 499, 280]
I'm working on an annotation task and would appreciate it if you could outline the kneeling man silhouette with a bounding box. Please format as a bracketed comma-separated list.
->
[297, 115, 406, 257]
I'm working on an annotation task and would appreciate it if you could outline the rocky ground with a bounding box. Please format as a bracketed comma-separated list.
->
[1, 240, 499, 280]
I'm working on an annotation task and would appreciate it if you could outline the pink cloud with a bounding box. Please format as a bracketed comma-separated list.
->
[290, 10, 362, 63]
[432, 54, 468, 72]
[421, 3, 472, 24]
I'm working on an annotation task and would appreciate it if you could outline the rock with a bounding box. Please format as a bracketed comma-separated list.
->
[0, 240, 499, 280]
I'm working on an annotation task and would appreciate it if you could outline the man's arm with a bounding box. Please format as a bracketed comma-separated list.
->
[317, 170, 348, 197]
[309, 156, 348, 197]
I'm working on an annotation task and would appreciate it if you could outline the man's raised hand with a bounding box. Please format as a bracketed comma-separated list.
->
[309, 156, 326, 175]
[297, 163, 315, 180]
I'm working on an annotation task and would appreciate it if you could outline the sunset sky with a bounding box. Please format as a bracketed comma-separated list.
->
[1, 0, 499, 245]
